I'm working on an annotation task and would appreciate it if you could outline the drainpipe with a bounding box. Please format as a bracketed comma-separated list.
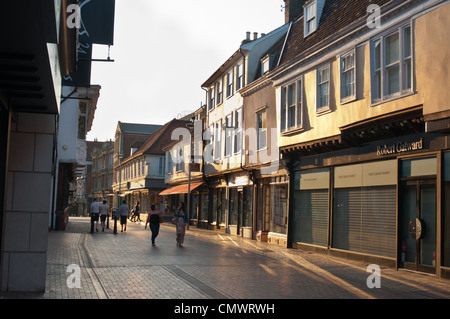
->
[238, 48, 251, 178]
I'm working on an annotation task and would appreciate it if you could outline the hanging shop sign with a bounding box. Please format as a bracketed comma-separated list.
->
[376, 138, 423, 156]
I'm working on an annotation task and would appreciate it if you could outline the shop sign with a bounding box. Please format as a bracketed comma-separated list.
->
[229, 175, 249, 187]
[297, 169, 330, 190]
[335, 160, 396, 188]
[376, 138, 423, 156]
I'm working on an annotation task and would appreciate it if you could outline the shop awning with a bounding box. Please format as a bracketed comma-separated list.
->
[159, 182, 204, 196]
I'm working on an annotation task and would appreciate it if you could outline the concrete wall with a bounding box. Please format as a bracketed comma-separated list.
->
[2, 112, 55, 292]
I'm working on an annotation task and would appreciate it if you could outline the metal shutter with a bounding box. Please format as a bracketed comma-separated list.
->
[293, 189, 329, 247]
[332, 186, 396, 258]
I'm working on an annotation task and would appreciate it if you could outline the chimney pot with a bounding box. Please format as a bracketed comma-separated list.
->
[246, 31, 251, 40]
[253, 32, 258, 40]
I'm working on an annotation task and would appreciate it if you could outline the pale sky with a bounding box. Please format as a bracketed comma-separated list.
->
[87, 0, 286, 141]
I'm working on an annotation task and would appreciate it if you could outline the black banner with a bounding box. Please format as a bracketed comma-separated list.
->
[63, 0, 115, 87]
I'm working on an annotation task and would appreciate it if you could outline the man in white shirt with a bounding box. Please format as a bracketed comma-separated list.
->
[99, 200, 109, 232]
[90, 198, 100, 232]
[118, 200, 129, 232]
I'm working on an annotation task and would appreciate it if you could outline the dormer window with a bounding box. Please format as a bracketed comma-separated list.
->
[304, 0, 325, 37]
[304, 1, 317, 36]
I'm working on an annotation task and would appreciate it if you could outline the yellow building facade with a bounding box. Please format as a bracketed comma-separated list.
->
[272, 0, 450, 278]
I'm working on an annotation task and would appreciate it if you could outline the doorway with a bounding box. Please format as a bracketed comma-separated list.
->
[399, 179, 436, 274]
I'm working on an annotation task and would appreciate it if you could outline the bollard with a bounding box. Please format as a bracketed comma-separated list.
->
[106, 214, 110, 229]
[113, 208, 118, 234]
[90, 213, 94, 233]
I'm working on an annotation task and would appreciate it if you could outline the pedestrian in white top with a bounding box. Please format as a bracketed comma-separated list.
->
[90, 198, 100, 232]
[118, 200, 129, 232]
[99, 200, 109, 232]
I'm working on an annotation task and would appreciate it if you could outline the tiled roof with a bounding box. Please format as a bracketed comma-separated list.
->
[121, 118, 190, 164]
[117, 122, 163, 135]
[279, 0, 393, 65]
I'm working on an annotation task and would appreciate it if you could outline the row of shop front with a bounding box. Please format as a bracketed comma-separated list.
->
[158, 132, 450, 278]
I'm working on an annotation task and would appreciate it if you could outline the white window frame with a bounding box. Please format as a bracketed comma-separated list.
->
[214, 120, 222, 161]
[280, 77, 304, 133]
[256, 110, 267, 151]
[304, 1, 317, 36]
[261, 57, 270, 76]
[234, 108, 242, 154]
[216, 78, 223, 105]
[317, 64, 331, 113]
[340, 49, 356, 103]
[208, 85, 215, 111]
[371, 24, 413, 104]
[176, 147, 184, 172]
[226, 69, 234, 98]
[236, 63, 244, 90]
[225, 113, 233, 157]
[166, 152, 172, 175]
[158, 157, 165, 176]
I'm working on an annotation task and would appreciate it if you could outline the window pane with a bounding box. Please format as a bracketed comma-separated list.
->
[386, 32, 399, 65]
[319, 82, 329, 107]
[374, 39, 381, 70]
[343, 52, 354, 71]
[297, 80, 302, 126]
[288, 105, 296, 128]
[319, 67, 329, 82]
[403, 26, 411, 58]
[387, 64, 400, 95]
[288, 83, 295, 107]
[318, 67, 330, 108]
[259, 129, 267, 149]
[344, 70, 355, 97]
[404, 58, 411, 91]
[281, 87, 286, 131]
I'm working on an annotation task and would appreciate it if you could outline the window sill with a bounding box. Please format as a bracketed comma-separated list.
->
[281, 127, 305, 136]
[340, 96, 357, 105]
[371, 90, 415, 107]
[316, 107, 332, 116]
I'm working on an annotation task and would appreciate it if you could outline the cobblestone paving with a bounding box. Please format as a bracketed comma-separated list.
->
[29, 217, 450, 300]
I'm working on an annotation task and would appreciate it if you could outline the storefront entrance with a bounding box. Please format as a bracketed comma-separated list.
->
[399, 157, 437, 274]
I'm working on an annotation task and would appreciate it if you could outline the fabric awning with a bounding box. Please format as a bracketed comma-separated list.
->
[159, 182, 204, 196]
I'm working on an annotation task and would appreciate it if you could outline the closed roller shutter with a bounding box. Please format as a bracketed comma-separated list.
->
[293, 168, 330, 247]
[333, 186, 396, 258]
[294, 189, 329, 247]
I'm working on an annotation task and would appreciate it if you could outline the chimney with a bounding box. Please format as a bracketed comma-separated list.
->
[284, 0, 304, 24]
[253, 32, 258, 40]
[241, 31, 252, 45]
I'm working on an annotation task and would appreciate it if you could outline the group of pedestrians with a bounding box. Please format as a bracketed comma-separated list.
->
[89, 198, 110, 232]
[90, 198, 189, 247]
[145, 202, 188, 247]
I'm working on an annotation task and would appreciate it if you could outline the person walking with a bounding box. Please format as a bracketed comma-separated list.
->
[130, 201, 141, 222]
[99, 200, 109, 232]
[90, 198, 100, 232]
[145, 204, 162, 246]
[118, 200, 129, 232]
[173, 202, 188, 247]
